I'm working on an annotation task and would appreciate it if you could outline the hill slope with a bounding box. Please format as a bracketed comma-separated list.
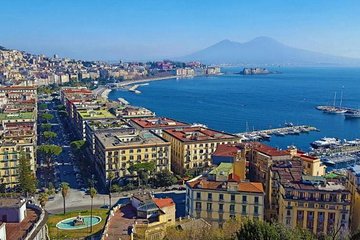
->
[179, 37, 360, 66]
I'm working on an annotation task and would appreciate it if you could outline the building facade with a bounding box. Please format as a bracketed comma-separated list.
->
[162, 127, 240, 174]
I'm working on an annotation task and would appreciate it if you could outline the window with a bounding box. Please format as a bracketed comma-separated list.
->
[254, 196, 259, 204]
[231, 194, 235, 202]
[254, 206, 259, 215]
[196, 192, 201, 200]
[219, 194, 224, 201]
[219, 204, 224, 212]
[207, 203, 212, 211]
[195, 202, 201, 210]
[242, 195, 247, 203]
[230, 204, 235, 213]
[242, 205, 246, 214]
[208, 193, 212, 200]
[129, 149, 134, 153]
[287, 210, 291, 216]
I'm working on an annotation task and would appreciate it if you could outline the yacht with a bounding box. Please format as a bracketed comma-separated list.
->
[344, 110, 360, 119]
[310, 137, 341, 149]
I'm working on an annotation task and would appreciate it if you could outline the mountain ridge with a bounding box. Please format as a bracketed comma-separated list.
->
[179, 37, 360, 66]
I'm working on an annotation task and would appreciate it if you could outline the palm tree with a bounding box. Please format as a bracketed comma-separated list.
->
[89, 187, 97, 233]
[61, 182, 69, 214]
[108, 172, 115, 209]
[38, 192, 48, 208]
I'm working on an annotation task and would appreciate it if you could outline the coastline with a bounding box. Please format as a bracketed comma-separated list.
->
[115, 75, 178, 87]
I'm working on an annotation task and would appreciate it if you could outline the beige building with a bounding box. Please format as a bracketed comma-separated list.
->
[347, 165, 360, 233]
[94, 129, 171, 186]
[162, 127, 240, 174]
[271, 160, 351, 236]
[186, 162, 264, 227]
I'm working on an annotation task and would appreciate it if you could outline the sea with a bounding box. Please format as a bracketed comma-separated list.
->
[108, 67, 360, 151]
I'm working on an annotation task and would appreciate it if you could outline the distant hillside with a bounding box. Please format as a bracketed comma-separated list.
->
[0, 46, 9, 51]
[179, 37, 360, 66]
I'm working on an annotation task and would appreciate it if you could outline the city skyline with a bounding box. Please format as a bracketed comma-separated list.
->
[1, 0, 360, 61]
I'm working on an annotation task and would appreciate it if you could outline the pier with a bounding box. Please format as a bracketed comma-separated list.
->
[235, 125, 318, 141]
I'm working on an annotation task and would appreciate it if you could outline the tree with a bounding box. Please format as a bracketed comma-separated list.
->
[57, 105, 66, 111]
[61, 182, 69, 214]
[38, 144, 62, 170]
[128, 161, 156, 186]
[43, 131, 57, 141]
[38, 192, 48, 208]
[108, 172, 115, 209]
[70, 140, 87, 152]
[41, 113, 54, 122]
[39, 103, 48, 110]
[236, 220, 316, 240]
[152, 170, 177, 187]
[41, 123, 52, 131]
[48, 182, 55, 195]
[89, 187, 97, 233]
[18, 152, 36, 196]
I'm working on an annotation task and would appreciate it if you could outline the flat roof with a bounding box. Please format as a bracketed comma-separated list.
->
[187, 178, 264, 193]
[86, 119, 132, 131]
[0, 198, 25, 208]
[78, 109, 115, 119]
[95, 129, 168, 149]
[0, 112, 35, 120]
[130, 117, 189, 129]
[163, 127, 238, 142]
[209, 162, 233, 176]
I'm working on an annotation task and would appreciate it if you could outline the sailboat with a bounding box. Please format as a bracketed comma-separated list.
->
[322, 91, 347, 114]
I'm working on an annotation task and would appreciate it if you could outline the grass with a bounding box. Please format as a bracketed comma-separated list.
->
[47, 208, 108, 239]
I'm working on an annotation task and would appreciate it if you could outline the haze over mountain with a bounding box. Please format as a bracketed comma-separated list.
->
[179, 37, 360, 66]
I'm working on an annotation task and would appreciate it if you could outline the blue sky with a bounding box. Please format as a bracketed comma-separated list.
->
[1, 0, 360, 60]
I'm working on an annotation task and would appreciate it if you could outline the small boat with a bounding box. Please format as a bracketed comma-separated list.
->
[259, 133, 271, 139]
[310, 137, 341, 149]
[274, 131, 285, 136]
[344, 110, 360, 119]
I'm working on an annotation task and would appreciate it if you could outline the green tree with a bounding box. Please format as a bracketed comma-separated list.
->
[18, 152, 36, 196]
[89, 187, 97, 233]
[128, 161, 156, 186]
[236, 220, 316, 240]
[70, 140, 87, 151]
[43, 131, 57, 141]
[152, 170, 177, 187]
[60, 182, 69, 214]
[107, 172, 115, 209]
[57, 105, 66, 111]
[48, 182, 55, 195]
[38, 144, 62, 169]
[41, 113, 54, 122]
[38, 192, 48, 208]
[39, 103, 48, 110]
[41, 123, 52, 131]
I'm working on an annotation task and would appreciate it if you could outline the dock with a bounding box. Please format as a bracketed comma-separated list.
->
[235, 125, 318, 141]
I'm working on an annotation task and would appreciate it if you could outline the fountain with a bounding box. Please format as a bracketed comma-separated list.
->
[56, 215, 102, 230]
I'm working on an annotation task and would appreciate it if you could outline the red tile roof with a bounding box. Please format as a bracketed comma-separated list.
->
[250, 142, 290, 157]
[153, 198, 175, 208]
[187, 178, 264, 193]
[212, 144, 244, 157]
[131, 117, 189, 129]
[163, 127, 238, 142]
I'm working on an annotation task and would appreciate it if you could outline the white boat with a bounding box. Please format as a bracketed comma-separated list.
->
[310, 137, 341, 149]
[344, 110, 360, 119]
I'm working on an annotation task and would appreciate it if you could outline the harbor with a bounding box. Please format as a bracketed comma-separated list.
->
[236, 125, 318, 142]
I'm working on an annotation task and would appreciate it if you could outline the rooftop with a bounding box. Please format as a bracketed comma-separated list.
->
[209, 162, 233, 176]
[86, 119, 132, 131]
[95, 129, 168, 148]
[0, 112, 35, 120]
[251, 142, 290, 157]
[0, 198, 25, 208]
[78, 109, 115, 120]
[163, 127, 238, 142]
[3, 209, 40, 240]
[350, 165, 360, 176]
[212, 144, 244, 157]
[130, 117, 189, 129]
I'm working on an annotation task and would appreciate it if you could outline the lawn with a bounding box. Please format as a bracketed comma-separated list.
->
[47, 209, 108, 239]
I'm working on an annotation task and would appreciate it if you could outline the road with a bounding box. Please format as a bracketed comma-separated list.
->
[37, 100, 84, 190]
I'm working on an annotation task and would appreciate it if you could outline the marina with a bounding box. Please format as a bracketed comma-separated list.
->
[236, 125, 318, 142]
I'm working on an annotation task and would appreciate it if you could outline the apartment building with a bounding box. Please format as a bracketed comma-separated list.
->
[347, 165, 360, 233]
[162, 127, 240, 174]
[186, 162, 264, 227]
[130, 117, 190, 136]
[272, 160, 351, 236]
[94, 128, 171, 186]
